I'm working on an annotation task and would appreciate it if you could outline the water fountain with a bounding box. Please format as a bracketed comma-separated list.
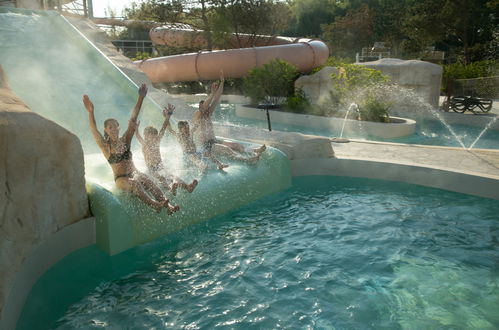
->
[374, 84, 468, 148]
[339, 102, 361, 138]
[468, 115, 499, 149]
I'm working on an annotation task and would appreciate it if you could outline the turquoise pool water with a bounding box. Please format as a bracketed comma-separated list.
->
[212, 104, 499, 150]
[20, 176, 499, 329]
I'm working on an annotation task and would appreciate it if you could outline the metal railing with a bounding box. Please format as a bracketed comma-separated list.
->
[111, 40, 154, 58]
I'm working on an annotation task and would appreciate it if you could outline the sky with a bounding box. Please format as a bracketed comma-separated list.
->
[91, 0, 139, 18]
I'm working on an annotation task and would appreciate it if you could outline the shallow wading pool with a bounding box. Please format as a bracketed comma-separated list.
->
[212, 104, 499, 150]
[18, 176, 499, 329]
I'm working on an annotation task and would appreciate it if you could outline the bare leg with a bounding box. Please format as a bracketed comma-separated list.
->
[208, 155, 228, 170]
[212, 144, 259, 164]
[151, 171, 176, 195]
[139, 174, 167, 202]
[253, 144, 266, 155]
[116, 178, 169, 212]
[222, 140, 246, 153]
[137, 173, 180, 214]
[187, 179, 198, 192]
[174, 177, 198, 193]
[171, 182, 179, 196]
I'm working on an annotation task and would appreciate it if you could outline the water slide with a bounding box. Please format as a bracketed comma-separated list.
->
[134, 25, 330, 83]
[1, 8, 290, 255]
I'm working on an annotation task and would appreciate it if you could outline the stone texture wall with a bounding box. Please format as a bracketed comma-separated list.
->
[295, 66, 339, 107]
[358, 58, 443, 107]
[0, 67, 89, 317]
[296, 59, 442, 109]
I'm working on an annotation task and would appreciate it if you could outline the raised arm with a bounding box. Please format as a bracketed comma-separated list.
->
[164, 112, 177, 137]
[82, 95, 108, 155]
[191, 112, 201, 135]
[158, 104, 175, 139]
[135, 121, 145, 145]
[207, 72, 224, 115]
[200, 83, 217, 113]
[123, 83, 147, 143]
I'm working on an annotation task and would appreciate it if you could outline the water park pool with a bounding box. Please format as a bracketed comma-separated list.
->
[18, 176, 499, 329]
[211, 104, 499, 150]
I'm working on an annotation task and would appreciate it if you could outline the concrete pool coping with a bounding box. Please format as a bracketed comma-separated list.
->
[292, 139, 499, 200]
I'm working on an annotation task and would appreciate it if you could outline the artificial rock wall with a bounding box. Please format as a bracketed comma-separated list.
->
[296, 59, 442, 109]
[0, 67, 89, 318]
[358, 58, 442, 107]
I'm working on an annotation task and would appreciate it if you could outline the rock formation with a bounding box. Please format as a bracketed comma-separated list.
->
[358, 58, 442, 107]
[0, 66, 89, 316]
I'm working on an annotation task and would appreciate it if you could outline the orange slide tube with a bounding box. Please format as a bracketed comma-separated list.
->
[149, 26, 302, 49]
[134, 27, 329, 83]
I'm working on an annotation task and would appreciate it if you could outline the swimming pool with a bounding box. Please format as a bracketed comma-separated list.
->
[212, 104, 499, 150]
[18, 176, 499, 329]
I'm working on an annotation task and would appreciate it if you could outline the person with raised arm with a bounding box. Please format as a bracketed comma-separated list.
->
[136, 103, 198, 195]
[82, 84, 179, 214]
[165, 114, 228, 173]
[192, 71, 266, 163]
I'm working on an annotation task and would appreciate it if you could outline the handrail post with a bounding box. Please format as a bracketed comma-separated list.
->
[266, 107, 272, 131]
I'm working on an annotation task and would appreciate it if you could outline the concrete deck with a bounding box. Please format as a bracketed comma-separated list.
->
[291, 139, 499, 201]
[333, 139, 499, 178]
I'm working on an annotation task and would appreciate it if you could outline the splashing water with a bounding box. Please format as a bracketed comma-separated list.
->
[467, 115, 499, 150]
[339, 103, 360, 138]
[366, 85, 468, 149]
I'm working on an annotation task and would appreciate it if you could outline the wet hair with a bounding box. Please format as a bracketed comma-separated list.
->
[144, 126, 158, 137]
[178, 120, 189, 130]
[198, 100, 205, 107]
[103, 118, 119, 142]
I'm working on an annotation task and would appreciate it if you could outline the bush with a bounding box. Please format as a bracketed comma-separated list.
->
[331, 63, 391, 95]
[242, 59, 299, 106]
[328, 62, 393, 122]
[310, 56, 354, 74]
[442, 60, 499, 93]
[131, 51, 151, 61]
[283, 89, 310, 113]
[359, 94, 392, 123]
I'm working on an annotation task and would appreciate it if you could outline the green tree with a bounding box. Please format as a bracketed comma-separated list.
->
[242, 59, 299, 105]
[401, 0, 497, 63]
[122, 0, 289, 51]
[212, 0, 291, 48]
[321, 4, 376, 58]
[286, 0, 344, 37]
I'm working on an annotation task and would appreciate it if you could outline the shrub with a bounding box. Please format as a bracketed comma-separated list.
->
[283, 89, 310, 113]
[442, 60, 499, 93]
[359, 94, 392, 123]
[242, 59, 299, 106]
[131, 51, 151, 61]
[331, 63, 391, 96]
[310, 56, 354, 74]
[328, 63, 393, 121]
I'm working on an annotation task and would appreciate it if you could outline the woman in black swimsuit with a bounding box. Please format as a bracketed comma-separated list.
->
[82, 84, 179, 214]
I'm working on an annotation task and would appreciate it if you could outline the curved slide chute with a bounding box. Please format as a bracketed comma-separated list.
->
[134, 27, 330, 83]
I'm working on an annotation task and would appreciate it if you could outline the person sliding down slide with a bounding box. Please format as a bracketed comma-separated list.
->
[192, 71, 266, 162]
[166, 115, 229, 174]
[136, 103, 198, 195]
[82, 84, 179, 214]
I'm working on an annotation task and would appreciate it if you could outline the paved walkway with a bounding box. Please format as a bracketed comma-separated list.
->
[332, 139, 499, 178]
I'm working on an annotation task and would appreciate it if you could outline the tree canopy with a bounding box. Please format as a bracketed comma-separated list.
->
[118, 0, 498, 64]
